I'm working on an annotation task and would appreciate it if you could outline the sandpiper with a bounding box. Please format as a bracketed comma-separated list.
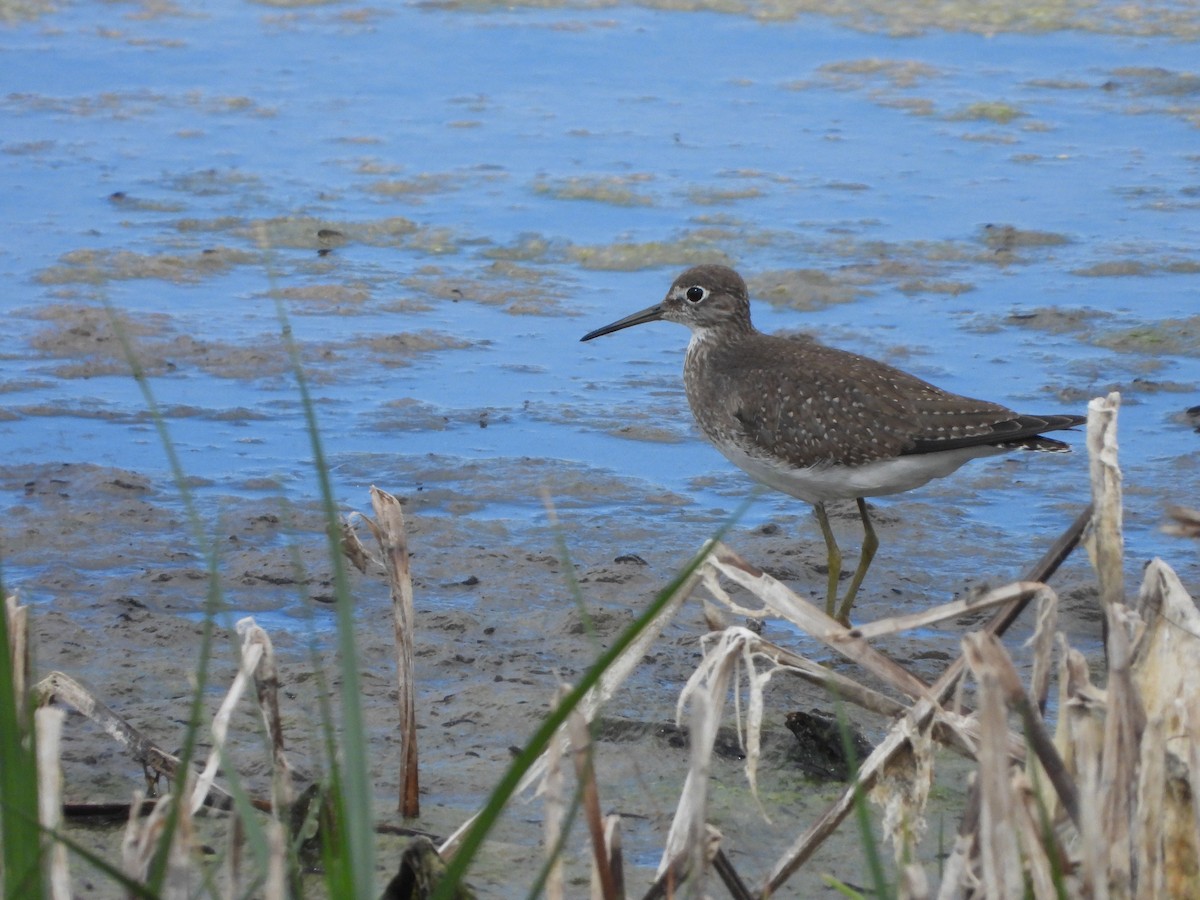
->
[581, 264, 1084, 624]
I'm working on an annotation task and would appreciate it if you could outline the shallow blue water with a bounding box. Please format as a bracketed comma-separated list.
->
[2, 1, 1198, 593]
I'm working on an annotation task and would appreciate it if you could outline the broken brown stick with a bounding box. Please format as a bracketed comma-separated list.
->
[962, 632, 1080, 828]
[353, 485, 420, 818]
[34, 670, 236, 811]
[567, 710, 621, 900]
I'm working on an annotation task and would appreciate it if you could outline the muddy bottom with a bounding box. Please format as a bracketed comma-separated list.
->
[0, 458, 1107, 896]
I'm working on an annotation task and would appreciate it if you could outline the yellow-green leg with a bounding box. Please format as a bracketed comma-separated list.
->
[835, 497, 878, 626]
[813, 502, 842, 619]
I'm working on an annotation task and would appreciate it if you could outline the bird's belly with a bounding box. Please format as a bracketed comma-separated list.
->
[715, 442, 1008, 505]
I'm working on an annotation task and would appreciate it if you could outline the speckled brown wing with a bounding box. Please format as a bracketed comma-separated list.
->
[689, 333, 1081, 469]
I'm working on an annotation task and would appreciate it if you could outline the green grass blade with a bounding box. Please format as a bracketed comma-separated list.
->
[0, 585, 44, 899]
[272, 297, 376, 897]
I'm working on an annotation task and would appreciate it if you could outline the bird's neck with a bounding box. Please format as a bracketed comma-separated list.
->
[686, 323, 751, 355]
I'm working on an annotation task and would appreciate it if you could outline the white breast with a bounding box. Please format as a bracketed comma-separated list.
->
[715, 441, 1008, 505]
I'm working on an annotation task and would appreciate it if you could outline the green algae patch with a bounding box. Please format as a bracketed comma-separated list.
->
[108, 192, 188, 214]
[896, 278, 974, 295]
[1005, 306, 1111, 335]
[949, 101, 1026, 124]
[269, 284, 375, 312]
[1072, 257, 1200, 278]
[360, 331, 475, 367]
[1112, 66, 1200, 97]
[685, 185, 766, 205]
[532, 174, 657, 207]
[482, 233, 561, 263]
[365, 172, 464, 200]
[748, 268, 870, 311]
[979, 224, 1072, 251]
[401, 261, 571, 315]
[1095, 316, 1200, 357]
[36, 246, 259, 285]
[568, 240, 731, 271]
[236, 215, 419, 249]
[816, 58, 942, 89]
[418, 0, 1200, 38]
[21, 301, 472, 382]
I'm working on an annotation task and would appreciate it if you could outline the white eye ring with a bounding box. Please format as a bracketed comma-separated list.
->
[685, 286, 707, 303]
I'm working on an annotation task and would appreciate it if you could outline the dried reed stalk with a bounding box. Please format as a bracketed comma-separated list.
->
[1130, 559, 1200, 898]
[190, 619, 265, 815]
[238, 617, 294, 828]
[1086, 391, 1125, 609]
[35, 705, 70, 900]
[566, 709, 620, 900]
[363, 485, 420, 818]
[542, 688, 567, 900]
[599, 815, 624, 900]
[122, 788, 194, 899]
[690, 492, 1092, 893]
[6, 594, 29, 721]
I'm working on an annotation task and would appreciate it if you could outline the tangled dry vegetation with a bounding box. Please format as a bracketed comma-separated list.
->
[5, 390, 1200, 898]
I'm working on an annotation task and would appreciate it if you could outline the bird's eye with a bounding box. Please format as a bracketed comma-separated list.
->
[685, 286, 706, 303]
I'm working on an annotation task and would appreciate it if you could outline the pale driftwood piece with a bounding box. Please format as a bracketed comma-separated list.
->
[706, 549, 1028, 762]
[238, 618, 294, 823]
[1011, 774, 1062, 900]
[36, 706, 70, 900]
[1130, 560, 1200, 898]
[5, 594, 29, 721]
[659, 679, 716, 886]
[847, 581, 1046, 642]
[190, 626, 264, 815]
[658, 629, 766, 887]
[1135, 713, 1166, 900]
[965, 652, 1019, 900]
[1027, 586, 1058, 714]
[34, 670, 236, 809]
[750, 633, 907, 718]
[370, 485, 420, 818]
[265, 819, 287, 900]
[1186, 705, 1200, 896]
[965, 632, 1079, 827]
[898, 862, 931, 900]
[1059, 639, 1107, 898]
[934, 833, 976, 900]
[1086, 392, 1124, 609]
[760, 503, 1093, 895]
[705, 544, 933, 702]
[1082, 391, 1141, 896]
